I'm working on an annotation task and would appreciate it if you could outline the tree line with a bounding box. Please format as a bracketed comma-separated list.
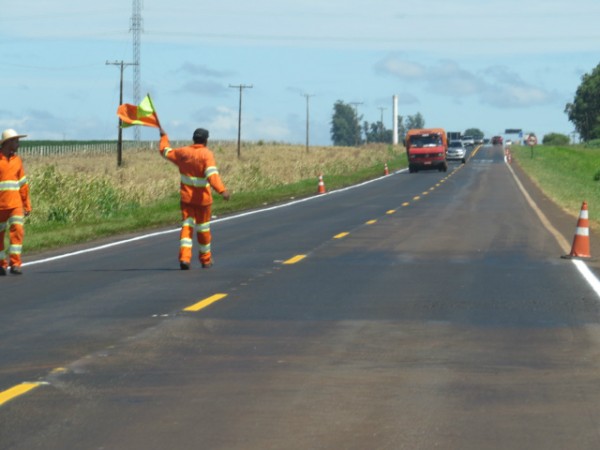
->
[329, 101, 485, 146]
[330, 100, 424, 146]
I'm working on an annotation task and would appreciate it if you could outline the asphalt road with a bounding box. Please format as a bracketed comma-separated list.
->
[2, 144, 600, 449]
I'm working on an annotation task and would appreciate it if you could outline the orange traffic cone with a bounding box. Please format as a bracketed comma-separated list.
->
[317, 174, 326, 194]
[384, 163, 390, 175]
[563, 201, 591, 259]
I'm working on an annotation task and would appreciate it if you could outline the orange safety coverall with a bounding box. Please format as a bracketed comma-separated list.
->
[159, 134, 227, 266]
[0, 152, 31, 269]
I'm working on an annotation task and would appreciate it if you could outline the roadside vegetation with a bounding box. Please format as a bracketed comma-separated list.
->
[22, 142, 405, 254]
[511, 143, 600, 231]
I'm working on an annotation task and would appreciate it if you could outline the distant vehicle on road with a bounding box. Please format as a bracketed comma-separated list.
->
[461, 135, 475, 146]
[447, 140, 467, 164]
[405, 128, 448, 173]
[491, 136, 503, 145]
[447, 131, 461, 142]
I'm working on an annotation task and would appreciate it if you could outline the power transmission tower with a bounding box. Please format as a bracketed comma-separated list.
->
[106, 60, 136, 167]
[303, 94, 314, 153]
[229, 84, 253, 158]
[130, 0, 143, 142]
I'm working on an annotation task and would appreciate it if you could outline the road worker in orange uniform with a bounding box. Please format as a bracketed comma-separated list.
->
[0, 129, 31, 275]
[159, 127, 230, 270]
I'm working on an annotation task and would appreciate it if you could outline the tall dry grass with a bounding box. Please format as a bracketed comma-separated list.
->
[24, 142, 402, 225]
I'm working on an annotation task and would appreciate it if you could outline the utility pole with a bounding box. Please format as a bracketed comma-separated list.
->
[378, 106, 387, 143]
[350, 102, 363, 146]
[392, 95, 399, 145]
[378, 107, 387, 126]
[106, 60, 136, 167]
[229, 84, 253, 158]
[303, 94, 314, 153]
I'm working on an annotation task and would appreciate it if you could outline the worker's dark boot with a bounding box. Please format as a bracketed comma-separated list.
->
[180, 261, 190, 270]
[9, 266, 22, 275]
[0, 266, 6, 276]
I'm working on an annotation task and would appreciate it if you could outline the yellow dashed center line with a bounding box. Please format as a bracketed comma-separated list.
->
[283, 254, 307, 265]
[334, 232, 350, 239]
[366, 220, 377, 225]
[0, 382, 42, 407]
[413, 196, 421, 201]
[386, 210, 396, 215]
[402, 202, 410, 207]
[184, 293, 228, 312]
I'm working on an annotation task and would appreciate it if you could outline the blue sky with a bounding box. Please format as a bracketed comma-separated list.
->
[2, 0, 599, 145]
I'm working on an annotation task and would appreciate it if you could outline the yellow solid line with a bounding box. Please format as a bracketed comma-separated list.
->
[283, 254, 307, 265]
[0, 382, 41, 407]
[366, 220, 377, 225]
[334, 232, 350, 239]
[386, 210, 396, 215]
[184, 293, 228, 312]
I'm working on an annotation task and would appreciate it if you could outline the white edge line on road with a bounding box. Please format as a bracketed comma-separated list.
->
[23, 169, 407, 267]
[506, 161, 600, 300]
[573, 260, 600, 298]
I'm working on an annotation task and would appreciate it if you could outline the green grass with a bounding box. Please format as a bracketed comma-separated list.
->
[511, 144, 600, 229]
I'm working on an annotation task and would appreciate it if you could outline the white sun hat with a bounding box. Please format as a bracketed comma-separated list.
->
[0, 129, 27, 145]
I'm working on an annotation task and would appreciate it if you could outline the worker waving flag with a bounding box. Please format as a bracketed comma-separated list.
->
[117, 94, 161, 128]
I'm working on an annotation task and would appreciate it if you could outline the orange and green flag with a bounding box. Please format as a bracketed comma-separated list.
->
[117, 94, 160, 128]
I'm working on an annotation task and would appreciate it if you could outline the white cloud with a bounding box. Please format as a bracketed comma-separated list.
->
[376, 55, 556, 109]
[375, 58, 426, 79]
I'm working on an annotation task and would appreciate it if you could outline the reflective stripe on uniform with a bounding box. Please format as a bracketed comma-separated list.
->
[162, 147, 173, 159]
[196, 221, 210, 233]
[18, 176, 27, 188]
[205, 166, 219, 177]
[180, 174, 209, 188]
[0, 180, 20, 191]
[9, 244, 22, 255]
[0, 222, 5, 232]
[180, 238, 193, 248]
[8, 215, 24, 226]
[182, 217, 195, 228]
[198, 243, 211, 254]
[0, 250, 5, 260]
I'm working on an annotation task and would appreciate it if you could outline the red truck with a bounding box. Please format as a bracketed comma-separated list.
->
[405, 128, 448, 173]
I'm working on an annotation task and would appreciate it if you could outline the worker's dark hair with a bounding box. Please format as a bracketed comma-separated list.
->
[193, 128, 209, 144]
